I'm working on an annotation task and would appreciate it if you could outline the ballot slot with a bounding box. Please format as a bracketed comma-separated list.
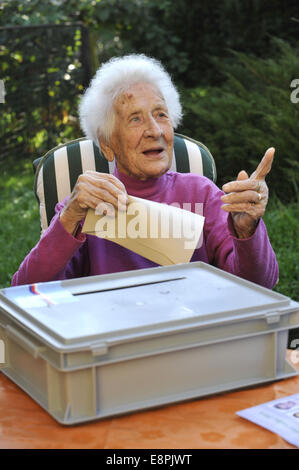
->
[72, 276, 186, 297]
[63, 267, 190, 296]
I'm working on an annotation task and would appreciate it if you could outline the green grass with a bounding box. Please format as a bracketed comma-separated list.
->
[264, 195, 299, 301]
[0, 160, 40, 287]
[0, 160, 298, 303]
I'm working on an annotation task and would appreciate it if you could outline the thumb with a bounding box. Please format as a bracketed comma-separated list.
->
[237, 170, 249, 181]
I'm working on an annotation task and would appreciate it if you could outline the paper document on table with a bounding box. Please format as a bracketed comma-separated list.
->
[237, 393, 299, 448]
[82, 195, 205, 266]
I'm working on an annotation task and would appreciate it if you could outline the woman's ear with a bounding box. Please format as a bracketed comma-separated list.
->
[98, 137, 114, 162]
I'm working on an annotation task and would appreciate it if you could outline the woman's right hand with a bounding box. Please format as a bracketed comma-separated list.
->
[59, 171, 128, 235]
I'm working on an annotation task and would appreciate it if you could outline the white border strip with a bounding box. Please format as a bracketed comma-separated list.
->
[79, 140, 96, 173]
[108, 160, 116, 174]
[36, 165, 49, 233]
[170, 148, 177, 172]
[184, 139, 203, 175]
[54, 146, 71, 202]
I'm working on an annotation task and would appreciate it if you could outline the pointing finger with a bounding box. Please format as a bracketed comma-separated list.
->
[250, 147, 275, 181]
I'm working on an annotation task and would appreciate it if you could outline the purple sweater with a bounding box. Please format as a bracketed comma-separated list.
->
[12, 168, 279, 288]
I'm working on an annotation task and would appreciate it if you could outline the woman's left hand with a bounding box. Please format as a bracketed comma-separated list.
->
[221, 147, 275, 239]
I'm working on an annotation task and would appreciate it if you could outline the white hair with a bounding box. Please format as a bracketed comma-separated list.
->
[79, 54, 182, 144]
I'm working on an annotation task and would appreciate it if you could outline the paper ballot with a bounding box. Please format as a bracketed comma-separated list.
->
[237, 393, 299, 448]
[82, 195, 205, 266]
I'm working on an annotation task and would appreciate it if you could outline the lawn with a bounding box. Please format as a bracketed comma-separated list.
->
[0, 160, 40, 287]
[0, 158, 298, 302]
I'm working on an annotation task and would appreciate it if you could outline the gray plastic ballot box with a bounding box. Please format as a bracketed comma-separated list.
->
[0, 262, 298, 425]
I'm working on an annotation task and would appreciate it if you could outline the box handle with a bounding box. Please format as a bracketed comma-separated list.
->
[265, 312, 280, 325]
[90, 342, 108, 357]
[5, 324, 45, 359]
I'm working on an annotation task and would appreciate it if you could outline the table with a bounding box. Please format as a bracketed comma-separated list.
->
[0, 350, 298, 449]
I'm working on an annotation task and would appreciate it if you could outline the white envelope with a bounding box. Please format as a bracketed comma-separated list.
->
[82, 195, 205, 266]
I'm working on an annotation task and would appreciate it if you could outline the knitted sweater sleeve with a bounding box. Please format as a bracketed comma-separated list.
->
[11, 201, 89, 286]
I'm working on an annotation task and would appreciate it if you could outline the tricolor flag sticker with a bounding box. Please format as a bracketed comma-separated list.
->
[4, 283, 77, 309]
[29, 283, 56, 307]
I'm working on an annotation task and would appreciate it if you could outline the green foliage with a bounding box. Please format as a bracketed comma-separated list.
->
[264, 196, 299, 301]
[181, 39, 299, 202]
[1, 0, 298, 86]
[0, 161, 40, 287]
[0, 24, 85, 166]
[76, 0, 299, 87]
[1, 1, 298, 186]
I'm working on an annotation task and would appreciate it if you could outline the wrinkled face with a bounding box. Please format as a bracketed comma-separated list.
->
[100, 82, 174, 180]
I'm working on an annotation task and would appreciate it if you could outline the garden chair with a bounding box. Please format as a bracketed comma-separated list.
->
[33, 133, 216, 233]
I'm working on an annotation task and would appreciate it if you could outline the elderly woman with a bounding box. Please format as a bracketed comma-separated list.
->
[12, 54, 278, 288]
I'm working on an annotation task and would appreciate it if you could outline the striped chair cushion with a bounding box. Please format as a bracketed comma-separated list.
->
[34, 134, 216, 233]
